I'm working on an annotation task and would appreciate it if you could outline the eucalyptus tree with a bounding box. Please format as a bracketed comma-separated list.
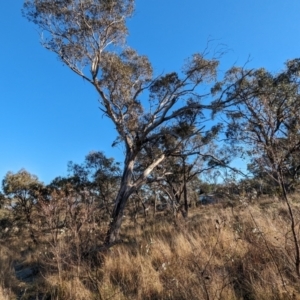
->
[2, 169, 43, 224]
[225, 59, 300, 196]
[2, 169, 44, 243]
[225, 59, 300, 276]
[23, 0, 243, 244]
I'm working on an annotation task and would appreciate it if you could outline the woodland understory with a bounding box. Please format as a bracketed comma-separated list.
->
[2, 192, 300, 300]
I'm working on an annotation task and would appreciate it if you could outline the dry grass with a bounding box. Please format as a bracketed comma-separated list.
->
[0, 286, 10, 300]
[2, 196, 300, 299]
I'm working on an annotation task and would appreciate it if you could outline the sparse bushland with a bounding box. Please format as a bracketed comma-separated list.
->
[2, 194, 300, 299]
[3, 1, 298, 298]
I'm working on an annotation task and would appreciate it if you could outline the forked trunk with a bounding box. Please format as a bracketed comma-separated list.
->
[104, 156, 134, 245]
[104, 151, 166, 245]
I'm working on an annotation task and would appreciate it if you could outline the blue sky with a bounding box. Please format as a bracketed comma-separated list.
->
[1, 0, 300, 185]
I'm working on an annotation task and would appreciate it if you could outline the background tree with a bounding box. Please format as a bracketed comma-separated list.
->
[67, 151, 121, 215]
[226, 60, 300, 196]
[2, 169, 43, 223]
[226, 59, 300, 275]
[149, 125, 231, 217]
[23, 0, 243, 245]
[0, 192, 5, 209]
[2, 169, 43, 243]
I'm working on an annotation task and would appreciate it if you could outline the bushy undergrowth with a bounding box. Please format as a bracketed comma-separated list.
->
[1, 197, 300, 299]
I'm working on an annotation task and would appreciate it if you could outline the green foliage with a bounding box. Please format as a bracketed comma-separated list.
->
[226, 59, 300, 195]
[2, 169, 43, 206]
[0, 192, 5, 209]
[23, 0, 134, 67]
[48, 151, 121, 216]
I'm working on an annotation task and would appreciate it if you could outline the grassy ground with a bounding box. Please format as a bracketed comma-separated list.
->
[1, 196, 300, 299]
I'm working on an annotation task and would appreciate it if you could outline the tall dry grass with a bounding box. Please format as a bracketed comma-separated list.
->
[2, 196, 300, 299]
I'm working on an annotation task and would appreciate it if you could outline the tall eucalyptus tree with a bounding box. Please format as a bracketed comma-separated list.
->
[23, 0, 243, 244]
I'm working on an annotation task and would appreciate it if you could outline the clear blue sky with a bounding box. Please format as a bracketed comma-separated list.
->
[1, 0, 300, 185]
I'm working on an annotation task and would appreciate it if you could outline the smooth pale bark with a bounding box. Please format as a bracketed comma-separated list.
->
[104, 185, 132, 244]
[104, 156, 134, 244]
[105, 152, 166, 245]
